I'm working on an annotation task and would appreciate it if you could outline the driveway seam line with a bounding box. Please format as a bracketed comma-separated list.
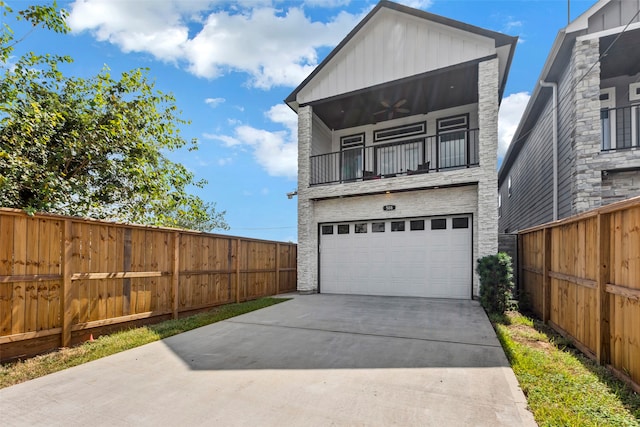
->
[225, 319, 503, 349]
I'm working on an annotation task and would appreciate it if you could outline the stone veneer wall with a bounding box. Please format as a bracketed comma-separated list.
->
[296, 105, 317, 293]
[571, 38, 602, 214]
[477, 58, 499, 258]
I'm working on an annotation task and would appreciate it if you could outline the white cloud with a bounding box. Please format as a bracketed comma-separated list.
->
[402, 0, 434, 10]
[498, 92, 530, 158]
[304, 0, 351, 7]
[67, 0, 364, 89]
[217, 157, 233, 166]
[205, 103, 298, 179]
[205, 97, 225, 107]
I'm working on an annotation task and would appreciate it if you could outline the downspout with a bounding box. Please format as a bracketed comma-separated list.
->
[540, 80, 558, 221]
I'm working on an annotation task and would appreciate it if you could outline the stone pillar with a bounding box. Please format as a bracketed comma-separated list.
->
[571, 38, 602, 214]
[296, 105, 317, 293]
[476, 58, 500, 295]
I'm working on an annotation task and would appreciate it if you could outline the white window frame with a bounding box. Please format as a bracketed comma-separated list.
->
[600, 87, 616, 150]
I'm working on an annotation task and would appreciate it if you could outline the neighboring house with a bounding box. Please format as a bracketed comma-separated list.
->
[286, 0, 517, 299]
[499, 0, 640, 233]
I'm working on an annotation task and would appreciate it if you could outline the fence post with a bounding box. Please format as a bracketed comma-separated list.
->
[517, 233, 523, 296]
[596, 212, 611, 364]
[61, 219, 73, 347]
[542, 228, 552, 323]
[235, 238, 241, 303]
[275, 243, 281, 295]
[171, 232, 180, 319]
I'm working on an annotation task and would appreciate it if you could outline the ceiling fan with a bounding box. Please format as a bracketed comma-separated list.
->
[374, 99, 410, 120]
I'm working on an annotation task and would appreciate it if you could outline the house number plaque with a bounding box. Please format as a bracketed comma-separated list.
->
[383, 205, 396, 211]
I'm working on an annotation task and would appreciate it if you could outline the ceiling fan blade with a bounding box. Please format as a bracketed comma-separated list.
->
[394, 99, 407, 108]
[380, 100, 391, 108]
[374, 109, 388, 115]
[396, 108, 410, 113]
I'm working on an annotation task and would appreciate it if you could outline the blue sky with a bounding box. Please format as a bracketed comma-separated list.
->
[5, 0, 594, 242]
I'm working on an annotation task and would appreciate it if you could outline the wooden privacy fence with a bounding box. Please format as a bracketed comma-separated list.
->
[0, 208, 297, 361]
[519, 196, 640, 391]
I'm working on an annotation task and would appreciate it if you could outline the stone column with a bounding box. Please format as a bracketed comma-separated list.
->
[477, 58, 500, 295]
[571, 38, 602, 214]
[296, 105, 317, 293]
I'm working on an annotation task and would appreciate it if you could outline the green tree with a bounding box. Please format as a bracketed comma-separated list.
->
[0, 2, 228, 232]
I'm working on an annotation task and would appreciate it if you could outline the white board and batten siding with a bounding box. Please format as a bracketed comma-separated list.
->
[297, 7, 496, 105]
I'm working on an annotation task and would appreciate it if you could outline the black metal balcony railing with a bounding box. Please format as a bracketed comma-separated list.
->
[310, 129, 479, 186]
[601, 104, 640, 151]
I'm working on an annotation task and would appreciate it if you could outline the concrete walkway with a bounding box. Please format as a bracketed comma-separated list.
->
[0, 294, 536, 426]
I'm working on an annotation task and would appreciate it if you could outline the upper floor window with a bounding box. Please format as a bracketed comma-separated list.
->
[508, 176, 512, 197]
[437, 114, 469, 169]
[600, 88, 615, 151]
[341, 133, 364, 181]
[498, 193, 502, 217]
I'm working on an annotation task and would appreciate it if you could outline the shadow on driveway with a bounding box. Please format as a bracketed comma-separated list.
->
[161, 294, 509, 370]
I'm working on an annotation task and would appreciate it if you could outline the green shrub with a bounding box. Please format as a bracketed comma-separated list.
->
[476, 252, 514, 315]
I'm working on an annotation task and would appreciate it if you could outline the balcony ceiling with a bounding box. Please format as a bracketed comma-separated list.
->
[600, 29, 640, 79]
[309, 61, 479, 131]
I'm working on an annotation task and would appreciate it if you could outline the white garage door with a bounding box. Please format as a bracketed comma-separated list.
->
[319, 215, 472, 299]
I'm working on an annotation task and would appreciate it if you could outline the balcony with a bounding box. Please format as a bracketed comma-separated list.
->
[601, 104, 640, 151]
[310, 129, 479, 186]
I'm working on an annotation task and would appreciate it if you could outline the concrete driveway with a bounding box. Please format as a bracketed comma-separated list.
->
[0, 294, 535, 426]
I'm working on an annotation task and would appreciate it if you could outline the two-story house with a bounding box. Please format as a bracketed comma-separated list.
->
[287, 1, 517, 299]
[499, 0, 640, 233]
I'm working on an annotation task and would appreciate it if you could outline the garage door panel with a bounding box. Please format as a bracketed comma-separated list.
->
[320, 215, 472, 299]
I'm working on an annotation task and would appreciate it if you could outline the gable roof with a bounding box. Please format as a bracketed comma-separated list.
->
[285, 0, 517, 110]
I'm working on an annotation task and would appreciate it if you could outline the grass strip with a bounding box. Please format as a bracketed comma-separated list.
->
[491, 311, 640, 426]
[0, 297, 289, 390]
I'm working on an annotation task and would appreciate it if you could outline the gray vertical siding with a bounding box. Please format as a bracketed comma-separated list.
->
[557, 60, 576, 219]
[498, 97, 555, 233]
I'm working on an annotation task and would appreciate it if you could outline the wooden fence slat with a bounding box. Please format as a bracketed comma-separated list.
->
[597, 213, 611, 364]
[542, 228, 551, 323]
[61, 220, 73, 347]
[36, 219, 50, 332]
[0, 215, 13, 335]
[11, 216, 27, 335]
[172, 232, 180, 319]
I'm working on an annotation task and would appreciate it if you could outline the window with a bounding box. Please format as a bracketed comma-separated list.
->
[630, 82, 640, 102]
[438, 115, 468, 169]
[498, 193, 502, 218]
[372, 222, 385, 232]
[374, 122, 426, 142]
[508, 176, 512, 197]
[391, 221, 405, 231]
[410, 220, 425, 230]
[600, 88, 616, 150]
[337, 224, 349, 234]
[321, 225, 333, 235]
[355, 223, 367, 233]
[341, 133, 364, 181]
[452, 217, 469, 229]
[431, 219, 447, 230]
